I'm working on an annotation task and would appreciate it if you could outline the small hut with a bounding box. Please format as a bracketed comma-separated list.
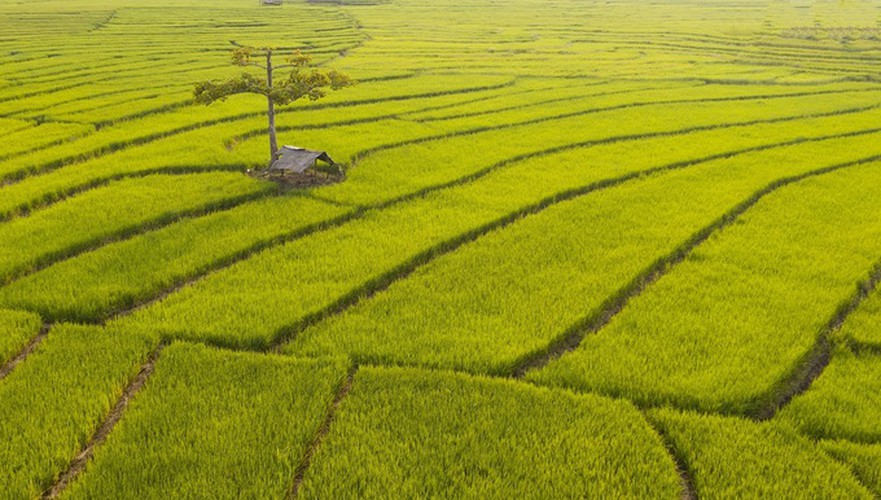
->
[269, 146, 335, 173]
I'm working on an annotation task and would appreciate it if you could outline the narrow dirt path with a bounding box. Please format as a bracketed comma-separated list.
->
[43, 344, 164, 498]
[287, 367, 357, 499]
[755, 259, 881, 420]
[0, 321, 51, 381]
[511, 154, 881, 378]
[643, 413, 699, 500]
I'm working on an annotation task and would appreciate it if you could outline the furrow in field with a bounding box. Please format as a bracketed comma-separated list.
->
[42, 343, 164, 499]
[322, 89, 878, 205]
[1, 186, 278, 289]
[0, 321, 50, 382]
[594, 39, 881, 74]
[0, 82, 820, 222]
[0, 60, 227, 104]
[99, 204, 355, 325]
[831, 268, 881, 353]
[406, 83, 652, 123]
[776, 347, 881, 444]
[0, 308, 43, 366]
[0, 172, 272, 286]
[647, 409, 873, 498]
[58, 344, 350, 498]
[284, 139, 881, 376]
[514, 161, 881, 379]
[294, 365, 682, 498]
[2, 82, 191, 119]
[530, 159, 881, 416]
[288, 367, 357, 499]
[819, 440, 881, 496]
[756, 259, 881, 420]
[0, 76, 514, 185]
[0, 323, 161, 497]
[642, 413, 698, 500]
[0, 122, 94, 163]
[273, 127, 881, 354]
[106, 118, 881, 350]
[0, 79, 857, 189]
[775, 280, 881, 444]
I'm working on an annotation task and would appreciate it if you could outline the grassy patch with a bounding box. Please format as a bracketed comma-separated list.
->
[298, 366, 681, 498]
[0, 324, 158, 497]
[66, 344, 349, 499]
[778, 349, 881, 442]
[838, 287, 881, 350]
[820, 440, 881, 496]
[532, 160, 881, 415]
[649, 408, 872, 499]
[0, 308, 42, 365]
[0, 172, 271, 284]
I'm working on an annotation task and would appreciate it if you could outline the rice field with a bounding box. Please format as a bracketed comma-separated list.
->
[1, 0, 880, 497]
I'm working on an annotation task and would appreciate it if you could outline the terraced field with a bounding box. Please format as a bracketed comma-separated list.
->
[1, 0, 881, 497]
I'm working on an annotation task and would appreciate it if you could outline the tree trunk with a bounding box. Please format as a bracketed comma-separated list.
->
[266, 49, 278, 163]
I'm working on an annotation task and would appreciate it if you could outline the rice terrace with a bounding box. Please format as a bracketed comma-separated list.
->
[2, 0, 881, 497]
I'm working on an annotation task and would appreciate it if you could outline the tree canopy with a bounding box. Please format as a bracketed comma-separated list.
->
[194, 47, 353, 106]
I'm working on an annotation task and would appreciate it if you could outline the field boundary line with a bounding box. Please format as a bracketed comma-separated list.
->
[3, 92, 877, 224]
[2, 83, 870, 188]
[409, 83, 668, 123]
[287, 366, 357, 499]
[0, 164, 250, 221]
[0, 81, 191, 120]
[0, 321, 51, 382]
[99, 125, 881, 331]
[510, 154, 881, 379]
[849, 340, 881, 356]
[102, 208, 362, 323]
[42, 343, 165, 499]
[345, 89, 881, 170]
[755, 258, 881, 420]
[0, 187, 278, 289]
[267, 127, 881, 352]
[0, 79, 515, 185]
[643, 413, 698, 500]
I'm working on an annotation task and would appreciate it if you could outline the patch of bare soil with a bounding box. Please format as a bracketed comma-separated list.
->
[249, 169, 345, 189]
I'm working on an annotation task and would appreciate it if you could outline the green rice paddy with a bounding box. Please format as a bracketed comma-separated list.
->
[1, 0, 880, 496]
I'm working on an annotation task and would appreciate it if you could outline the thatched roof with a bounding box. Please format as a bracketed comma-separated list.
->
[269, 146, 334, 173]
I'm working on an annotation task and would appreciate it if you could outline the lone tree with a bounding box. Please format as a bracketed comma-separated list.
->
[194, 44, 353, 164]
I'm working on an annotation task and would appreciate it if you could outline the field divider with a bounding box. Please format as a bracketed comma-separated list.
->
[344, 88, 881, 170]
[509, 154, 881, 380]
[287, 366, 358, 499]
[3, 88, 876, 223]
[848, 340, 881, 357]
[408, 83, 656, 123]
[394, 78, 609, 120]
[0, 132, 95, 165]
[102, 208, 363, 324]
[0, 79, 515, 185]
[42, 343, 165, 499]
[0, 164, 250, 221]
[0, 80, 190, 119]
[643, 412, 698, 500]
[259, 125, 881, 351]
[0, 321, 51, 382]
[101, 124, 881, 333]
[4, 83, 871, 188]
[754, 258, 881, 421]
[0, 60, 228, 105]
[1, 186, 279, 289]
